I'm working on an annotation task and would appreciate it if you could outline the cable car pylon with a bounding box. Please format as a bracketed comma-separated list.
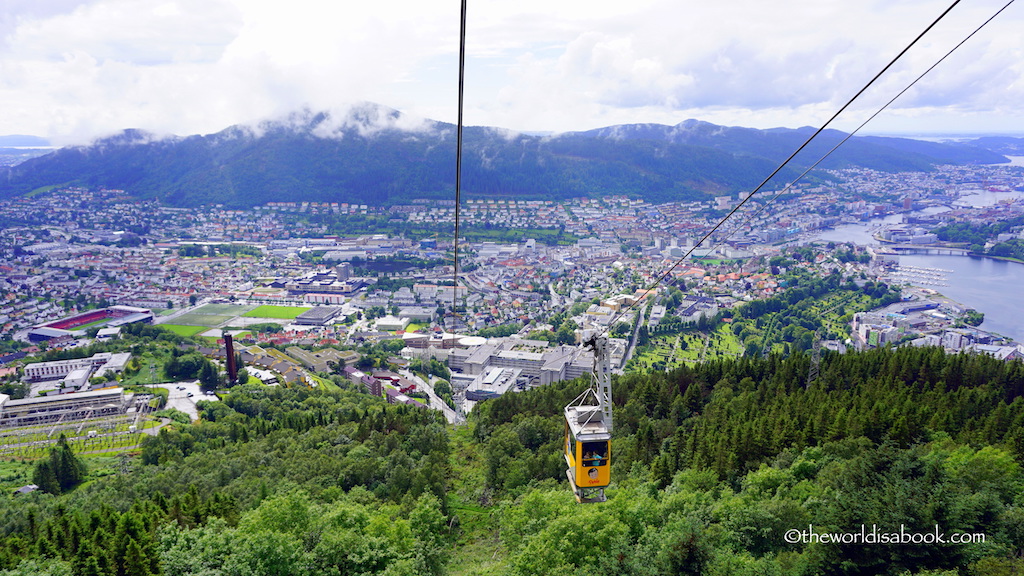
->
[563, 329, 613, 503]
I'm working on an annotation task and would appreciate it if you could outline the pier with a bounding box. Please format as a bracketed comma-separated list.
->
[874, 243, 974, 256]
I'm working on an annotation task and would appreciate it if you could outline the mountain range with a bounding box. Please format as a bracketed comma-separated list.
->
[0, 103, 1015, 209]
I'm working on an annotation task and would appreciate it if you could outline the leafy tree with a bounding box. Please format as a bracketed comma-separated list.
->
[199, 362, 219, 389]
[962, 309, 984, 327]
[410, 494, 447, 576]
[611, 322, 631, 338]
[477, 323, 523, 338]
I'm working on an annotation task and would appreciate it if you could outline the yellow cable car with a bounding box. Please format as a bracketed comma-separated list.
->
[564, 332, 612, 503]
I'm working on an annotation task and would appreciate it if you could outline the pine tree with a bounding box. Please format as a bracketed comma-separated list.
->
[32, 461, 60, 495]
[121, 539, 152, 576]
[52, 435, 86, 492]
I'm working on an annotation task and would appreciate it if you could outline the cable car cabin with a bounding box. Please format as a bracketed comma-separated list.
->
[564, 404, 611, 503]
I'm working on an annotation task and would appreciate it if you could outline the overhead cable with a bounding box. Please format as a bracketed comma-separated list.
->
[606, 0, 967, 330]
[698, 0, 1016, 274]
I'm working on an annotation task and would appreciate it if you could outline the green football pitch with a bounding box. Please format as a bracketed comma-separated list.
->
[192, 303, 256, 316]
[242, 305, 311, 320]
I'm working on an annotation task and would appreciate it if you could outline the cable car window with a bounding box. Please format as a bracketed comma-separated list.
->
[582, 441, 608, 466]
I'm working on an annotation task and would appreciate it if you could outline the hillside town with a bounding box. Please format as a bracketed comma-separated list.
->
[2, 160, 1024, 422]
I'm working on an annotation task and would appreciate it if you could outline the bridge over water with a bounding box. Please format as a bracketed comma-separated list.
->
[874, 243, 973, 256]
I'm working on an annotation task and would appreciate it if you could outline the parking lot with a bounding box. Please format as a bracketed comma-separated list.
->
[151, 381, 218, 421]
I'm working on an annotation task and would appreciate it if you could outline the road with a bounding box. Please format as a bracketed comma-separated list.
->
[619, 303, 648, 371]
[399, 370, 461, 424]
[548, 284, 562, 308]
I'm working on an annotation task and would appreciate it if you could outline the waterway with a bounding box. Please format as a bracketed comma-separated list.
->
[997, 155, 1024, 167]
[955, 189, 1024, 208]
[807, 210, 1024, 342]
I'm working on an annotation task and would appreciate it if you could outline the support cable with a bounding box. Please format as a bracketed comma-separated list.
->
[607, 0, 965, 330]
[451, 0, 467, 331]
[703, 0, 1015, 268]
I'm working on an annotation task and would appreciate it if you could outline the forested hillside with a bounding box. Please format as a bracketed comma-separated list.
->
[0, 105, 1007, 209]
[2, 346, 1023, 575]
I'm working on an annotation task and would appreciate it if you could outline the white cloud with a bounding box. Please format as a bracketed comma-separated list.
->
[1, 0, 1022, 143]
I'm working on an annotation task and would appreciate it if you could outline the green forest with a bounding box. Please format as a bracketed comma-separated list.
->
[2, 345, 1023, 575]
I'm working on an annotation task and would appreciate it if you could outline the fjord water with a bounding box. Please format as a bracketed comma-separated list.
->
[890, 253, 1024, 342]
[811, 207, 1024, 343]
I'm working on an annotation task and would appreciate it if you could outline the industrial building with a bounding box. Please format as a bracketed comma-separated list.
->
[23, 352, 132, 383]
[397, 306, 435, 322]
[401, 332, 465, 349]
[448, 339, 605, 385]
[0, 387, 130, 427]
[466, 367, 523, 401]
[294, 306, 345, 326]
[285, 346, 356, 373]
[376, 315, 410, 332]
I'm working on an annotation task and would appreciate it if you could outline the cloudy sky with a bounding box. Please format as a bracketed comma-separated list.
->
[2, 0, 1023, 144]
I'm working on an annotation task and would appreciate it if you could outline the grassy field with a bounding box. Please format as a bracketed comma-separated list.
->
[446, 427, 508, 575]
[0, 459, 34, 491]
[26, 183, 68, 198]
[713, 324, 744, 355]
[193, 303, 256, 316]
[632, 324, 744, 370]
[169, 313, 234, 327]
[242, 305, 311, 319]
[160, 324, 211, 337]
[308, 374, 340, 392]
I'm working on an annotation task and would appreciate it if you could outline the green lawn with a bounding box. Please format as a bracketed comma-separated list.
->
[193, 303, 256, 316]
[309, 374, 340, 392]
[631, 323, 744, 371]
[26, 183, 68, 198]
[160, 324, 209, 337]
[713, 324, 744, 354]
[0, 459, 34, 490]
[169, 313, 234, 327]
[243, 305, 312, 319]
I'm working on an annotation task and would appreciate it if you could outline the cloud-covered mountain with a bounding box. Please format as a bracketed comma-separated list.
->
[572, 120, 1009, 170]
[0, 104, 1008, 209]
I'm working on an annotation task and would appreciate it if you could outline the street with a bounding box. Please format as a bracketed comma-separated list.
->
[398, 369, 462, 424]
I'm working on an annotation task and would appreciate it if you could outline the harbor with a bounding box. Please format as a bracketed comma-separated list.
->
[881, 264, 951, 288]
